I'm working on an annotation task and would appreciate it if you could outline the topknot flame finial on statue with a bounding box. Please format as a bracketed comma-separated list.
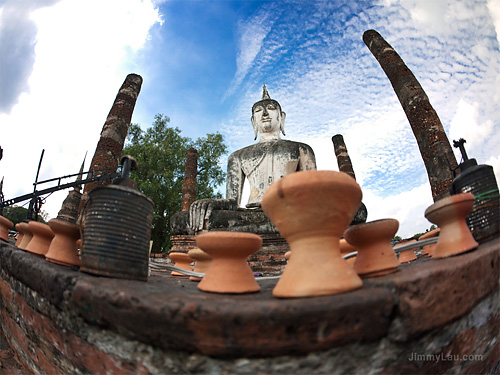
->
[252, 83, 282, 117]
[262, 83, 271, 100]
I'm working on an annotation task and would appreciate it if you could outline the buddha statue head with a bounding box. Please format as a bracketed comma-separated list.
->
[251, 84, 286, 141]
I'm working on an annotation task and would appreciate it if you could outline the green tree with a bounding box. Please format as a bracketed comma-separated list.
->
[123, 114, 227, 252]
[411, 224, 438, 240]
[392, 235, 402, 242]
[2, 205, 48, 226]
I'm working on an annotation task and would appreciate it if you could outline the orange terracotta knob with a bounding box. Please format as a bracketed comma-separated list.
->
[14, 223, 25, 247]
[0, 215, 13, 242]
[25, 221, 54, 256]
[169, 252, 194, 276]
[188, 248, 212, 282]
[344, 219, 400, 277]
[262, 170, 363, 298]
[425, 193, 478, 259]
[396, 240, 418, 263]
[196, 231, 261, 294]
[418, 228, 440, 256]
[45, 219, 81, 267]
[17, 222, 32, 249]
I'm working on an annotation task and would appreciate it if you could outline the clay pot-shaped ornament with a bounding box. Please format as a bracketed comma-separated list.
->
[339, 238, 357, 266]
[196, 231, 261, 294]
[188, 248, 212, 282]
[396, 240, 418, 263]
[419, 228, 440, 256]
[17, 222, 32, 250]
[25, 221, 54, 256]
[169, 252, 194, 276]
[0, 215, 13, 242]
[14, 223, 25, 247]
[45, 219, 81, 267]
[425, 193, 478, 259]
[344, 219, 400, 277]
[262, 170, 363, 298]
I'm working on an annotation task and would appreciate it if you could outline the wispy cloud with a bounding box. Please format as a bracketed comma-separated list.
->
[224, 7, 275, 99]
[224, 0, 499, 237]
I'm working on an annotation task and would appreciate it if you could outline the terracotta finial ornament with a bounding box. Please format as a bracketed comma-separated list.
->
[196, 231, 261, 294]
[169, 252, 194, 277]
[187, 248, 212, 282]
[14, 223, 25, 247]
[396, 240, 418, 263]
[425, 193, 478, 259]
[45, 219, 81, 267]
[17, 222, 32, 250]
[0, 215, 13, 242]
[419, 228, 440, 256]
[262, 170, 363, 298]
[25, 221, 54, 257]
[344, 219, 400, 277]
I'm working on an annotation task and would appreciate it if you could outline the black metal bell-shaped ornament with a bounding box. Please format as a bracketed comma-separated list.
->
[450, 138, 499, 243]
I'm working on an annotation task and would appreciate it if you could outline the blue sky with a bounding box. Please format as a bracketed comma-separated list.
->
[1, 0, 499, 238]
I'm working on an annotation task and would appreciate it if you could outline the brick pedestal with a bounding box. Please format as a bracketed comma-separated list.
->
[170, 233, 289, 275]
[247, 233, 289, 275]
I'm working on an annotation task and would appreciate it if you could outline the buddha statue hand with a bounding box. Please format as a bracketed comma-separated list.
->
[189, 198, 239, 233]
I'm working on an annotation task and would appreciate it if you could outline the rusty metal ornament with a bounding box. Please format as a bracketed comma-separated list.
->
[450, 139, 500, 243]
[80, 156, 154, 281]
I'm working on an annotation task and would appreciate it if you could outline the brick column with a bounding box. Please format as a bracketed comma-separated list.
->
[83, 74, 142, 194]
[363, 30, 457, 201]
[79, 74, 142, 213]
[181, 148, 198, 211]
[332, 134, 356, 180]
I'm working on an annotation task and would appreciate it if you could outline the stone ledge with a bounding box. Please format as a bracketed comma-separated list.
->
[1, 275, 498, 374]
[365, 238, 499, 341]
[70, 275, 393, 357]
[0, 245, 79, 309]
[0, 237, 499, 361]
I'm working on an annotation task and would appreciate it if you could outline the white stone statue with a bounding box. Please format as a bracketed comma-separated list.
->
[188, 84, 317, 232]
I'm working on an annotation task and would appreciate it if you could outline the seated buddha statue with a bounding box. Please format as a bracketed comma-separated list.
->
[171, 84, 317, 235]
[172, 84, 368, 237]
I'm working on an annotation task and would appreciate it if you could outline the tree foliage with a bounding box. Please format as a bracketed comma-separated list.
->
[122, 114, 227, 252]
[2, 205, 48, 226]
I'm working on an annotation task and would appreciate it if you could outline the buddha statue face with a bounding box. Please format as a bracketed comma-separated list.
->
[251, 98, 286, 141]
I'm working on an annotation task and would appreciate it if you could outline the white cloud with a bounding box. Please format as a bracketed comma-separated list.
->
[449, 99, 494, 161]
[487, 0, 500, 44]
[363, 183, 434, 238]
[0, 0, 60, 112]
[403, 0, 449, 27]
[485, 155, 500, 183]
[0, 0, 161, 219]
[224, 9, 273, 99]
